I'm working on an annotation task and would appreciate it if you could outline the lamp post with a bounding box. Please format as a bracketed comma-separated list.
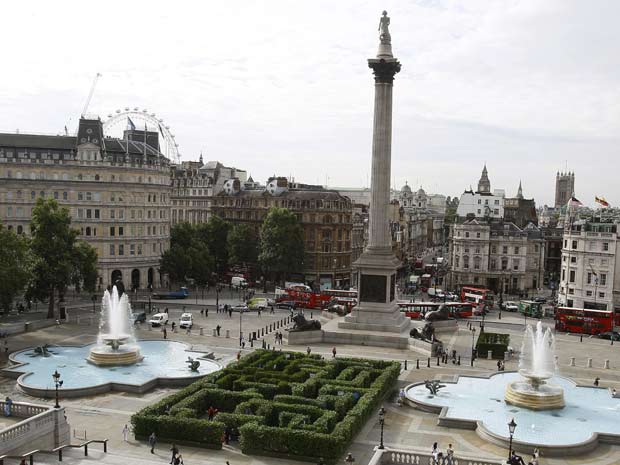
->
[378, 407, 386, 449]
[470, 327, 476, 366]
[344, 452, 355, 464]
[52, 370, 63, 408]
[507, 417, 517, 461]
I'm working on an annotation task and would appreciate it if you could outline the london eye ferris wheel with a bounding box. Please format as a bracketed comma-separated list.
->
[103, 107, 181, 164]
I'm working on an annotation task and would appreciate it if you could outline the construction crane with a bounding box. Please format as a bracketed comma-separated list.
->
[81, 73, 102, 117]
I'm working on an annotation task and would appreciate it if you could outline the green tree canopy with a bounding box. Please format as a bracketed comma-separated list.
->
[198, 216, 230, 275]
[28, 198, 98, 318]
[0, 226, 32, 314]
[227, 223, 258, 266]
[160, 223, 214, 286]
[259, 207, 304, 282]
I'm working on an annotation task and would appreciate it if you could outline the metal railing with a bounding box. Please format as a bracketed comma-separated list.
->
[0, 438, 108, 464]
[368, 447, 504, 465]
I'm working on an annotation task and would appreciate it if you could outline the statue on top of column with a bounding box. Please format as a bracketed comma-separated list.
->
[378, 10, 391, 44]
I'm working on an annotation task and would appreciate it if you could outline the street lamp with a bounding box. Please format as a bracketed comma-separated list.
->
[507, 417, 517, 461]
[470, 327, 476, 366]
[378, 407, 386, 449]
[344, 452, 355, 464]
[52, 370, 63, 408]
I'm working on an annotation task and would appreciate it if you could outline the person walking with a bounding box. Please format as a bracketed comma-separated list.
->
[174, 453, 184, 465]
[169, 444, 179, 464]
[307, 346, 311, 356]
[332, 347, 337, 358]
[594, 377, 600, 386]
[431, 442, 440, 465]
[257, 308, 261, 318]
[171, 321, 176, 332]
[205, 307, 208, 317]
[4, 397, 12, 417]
[148, 432, 157, 454]
[163, 327, 167, 339]
[122, 424, 129, 442]
[216, 325, 221, 336]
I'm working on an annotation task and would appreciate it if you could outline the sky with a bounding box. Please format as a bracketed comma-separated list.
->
[1, 0, 619, 207]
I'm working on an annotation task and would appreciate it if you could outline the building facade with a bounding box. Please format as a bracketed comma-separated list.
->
[558, 219, 619, 311]
[212, 177, 353, 289]
[0, 118, 171, 290]
[456, 166, 505, 221]
[555, 171, 575, 209]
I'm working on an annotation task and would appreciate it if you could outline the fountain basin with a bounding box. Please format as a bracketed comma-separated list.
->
[87, 346, 144, 366]
[505, 380, 565, 410]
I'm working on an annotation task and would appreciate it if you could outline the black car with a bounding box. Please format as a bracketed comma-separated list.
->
[132, 312, 147, 324]
[533, 296, 547, 304]
[276, 300, 296, 310]
[597, 331, 620, 341]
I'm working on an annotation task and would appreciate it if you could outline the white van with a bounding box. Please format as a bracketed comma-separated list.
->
[231, 276, 248, 288]
[248, 298, 268, 311]
[149, 313, 168, 327]
[179, 313, 193, 329]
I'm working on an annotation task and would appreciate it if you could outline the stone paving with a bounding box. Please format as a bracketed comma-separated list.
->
[2, 305, 620, 464]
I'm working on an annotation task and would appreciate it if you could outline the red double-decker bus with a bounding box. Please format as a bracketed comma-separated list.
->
[277, 287, 358, 310]
[397, 301, 474, 319]
[461, 286, 493, 305]
[554, 307, 619, 335]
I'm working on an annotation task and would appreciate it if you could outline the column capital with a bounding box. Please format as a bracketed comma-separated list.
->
[368, 58, 401, 84]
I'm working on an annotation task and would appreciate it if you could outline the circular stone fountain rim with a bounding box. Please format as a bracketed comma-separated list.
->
[6, 340, 221, 397]
[403, 371, 618, 456]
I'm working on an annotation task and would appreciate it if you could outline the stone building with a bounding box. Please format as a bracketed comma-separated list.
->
[456, 165, 505, 220]
[0, 117, 171, 290]
[503, 181, 538, 228]
[449, 220, 545, 294]
[212, 177, 353, 289]
[558, 218, 619, 311]
[555, 171, 575, 209]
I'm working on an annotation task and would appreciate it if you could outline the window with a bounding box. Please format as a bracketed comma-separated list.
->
[119, 227, 124, 236]
[78, 192, 83, 200]
[601, 258, 609, 266]
[562, 269, 565, 281]
[477, 199, 481, 204]
[494, 199, 499, 205]
[109, 244, 115, 256]
[137, 244, 142, 255]
[501, 258, 508, 271]
[77, 209, 84, 219]
[603, 242, 609, 251]
[31, 191, 36, 200]
[514, 246, 520, 254]
[95, 209, 100, 219]
[600, 274, 607, 286]
[569, 270, 575, 283]
[476, 232, 480, 238]
[494, 209, 499, 214]
[53, 191, 58, 200]
[599, 292, 605, 298]
[110, 210, 115, 219]
[534, 244, 539, 252]
[118, 245, 124, 256]
[465, 232, 469, 238]
[85, 227, 91, 236]
[491, 246, 497, 254]
[86, 209, 92, 219]
[572, 240, 577, 250]
[473, 256, 481, 270]
[568, 288, 574, 295]
[63, 192, 68, 200]
[570, 256, 576, 263]
[564, 239, 567, 248]
[502, 246, 508, 254]
[455, 256, 460, 267]
[513, 259, 520, 271]
[474, 247, 480, 254]
[110, 227, 115, 236]
[463, 256, 469, 269]
[586, 290, 593, 297]
[587, 272, 592, 284]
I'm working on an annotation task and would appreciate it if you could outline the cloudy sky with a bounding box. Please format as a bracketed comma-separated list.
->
[2, 0, 619, 206]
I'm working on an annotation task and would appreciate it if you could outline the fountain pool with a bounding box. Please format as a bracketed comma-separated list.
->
[7, 340, 221, 397]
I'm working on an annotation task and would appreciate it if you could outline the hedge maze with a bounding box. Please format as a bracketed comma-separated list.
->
[132, 349, 400, 463]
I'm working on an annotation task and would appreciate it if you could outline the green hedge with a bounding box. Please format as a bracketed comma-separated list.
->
[476, 331, 510, 359]
[132, 350, 400, 464]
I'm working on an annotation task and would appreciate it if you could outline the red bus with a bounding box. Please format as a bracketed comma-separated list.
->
[554, 307, 618, 335]
[461, 287, 493, 305]
[276, 288, 358, 310]
[397, 301, 474, 319]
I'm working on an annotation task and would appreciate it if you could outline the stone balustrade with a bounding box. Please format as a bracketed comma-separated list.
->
[368, 447, 504, 465]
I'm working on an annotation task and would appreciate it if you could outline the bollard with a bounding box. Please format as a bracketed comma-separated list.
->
[587, 358, 592, 368]
[212, 328, 217, 336]
[267, 344, 270, 350]
[58, 449, 62, 461]
[261, 328, 264, 336]
[569, 357, 575, 366]
[251, 339, 254, 348]
[427, 358, 430, 368]
[404, 360, 408, 370]
[226, 329, 230, 338]
[416, 359, 420, 369]
[200, 327, 204, 336]
[84, 443, 88, 456]
[605, 359, 610, 369]
[487, 350, 492, 360]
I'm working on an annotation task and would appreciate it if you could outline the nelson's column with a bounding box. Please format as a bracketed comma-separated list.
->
[339, 11, 408, 333]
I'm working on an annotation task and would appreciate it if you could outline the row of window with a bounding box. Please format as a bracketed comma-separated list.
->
[109, 242, 162, 257]
[77, 208, 167, 221]
[2, 169, 165, 185]
[454, 255, 521, 271]
[562, 255, 610, 266]
[564, 239, 610, 251]
[215, 197, 351, 211]
[4, 189, 167, 204]
[477, 199, 501, 206]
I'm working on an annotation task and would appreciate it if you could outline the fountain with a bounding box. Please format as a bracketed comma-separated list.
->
[87, 286, 143, 366]
[504, 321, 564, 410]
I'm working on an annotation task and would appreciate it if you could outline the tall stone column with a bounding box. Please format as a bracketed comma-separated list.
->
[339, 11, 408, 333]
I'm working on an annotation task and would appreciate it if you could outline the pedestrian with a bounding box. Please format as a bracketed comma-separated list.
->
[205, 307, 208, 317]
[613, 388, 617, 397]
[163, 327, 167, 339]
[173, 453, 183, 465]
[258, 308, 261, 318]
[237, 351, 241, 361]
[4, 397, 12, 417]
[398, 388, 405, 406]
[165, 307, 169, 314]
[169, 443, 179, 464]
[229, 308, 233, 318]
[207, 405, 217, 420]
[445, 443, 454, 465]
[497, 360, 501, 371]
[431, 442, 440, 465]
[332, 347, 337, 358]
[148, 432, 157, 454]
[122, 424, 129, 442]
[186, 326, 191, 335]
[200, 308, 204, 317]
[307, 346, 311, 356]
[595, 377, 600, 387]
[171, 322, 176, 332]
[216, 325, 221, 336]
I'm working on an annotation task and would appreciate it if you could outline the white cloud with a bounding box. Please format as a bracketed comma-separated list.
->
[0, 0, 618, 206]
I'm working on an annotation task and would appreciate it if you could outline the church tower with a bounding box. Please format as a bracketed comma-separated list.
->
[555, 171, 575, 209]
[477, 164, 491, 193]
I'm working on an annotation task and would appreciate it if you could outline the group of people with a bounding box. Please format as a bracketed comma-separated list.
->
[508, 448, 539, 465]
[274, 331, 284, 344]
[430, 442, 454, 465]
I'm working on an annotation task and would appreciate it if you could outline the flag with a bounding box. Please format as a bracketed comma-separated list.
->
[568, 196, 583, 207]
[595, 196, 610, 207]
[127, 117, 136, 131]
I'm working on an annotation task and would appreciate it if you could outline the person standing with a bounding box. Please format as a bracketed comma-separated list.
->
[163, 327, 167, 339]
[216, 325, 221, 336]
[306, 346, 311, 356]
[122, 424, 129, 442]
[445, 443, 454, 465]
[205, 307, 208, 317]
[148, 432, 157, 454]
[595, 377, 600, 386]
[169, 443, 179, 464]
[332, 347, 337, 358]
[431, 442, 439, 465]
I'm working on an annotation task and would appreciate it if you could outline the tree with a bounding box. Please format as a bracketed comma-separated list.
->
[160, 223, 214, 286]
[227, 224, 258, 266]
[199, 216, 230, 275]
[0, 226, 32, 314]
[28, 198, 98, 319]
[259, 207, 304, 283]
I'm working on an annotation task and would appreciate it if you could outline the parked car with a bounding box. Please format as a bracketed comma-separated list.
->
[232, 304, 249, 312]
[276, 300, 296, 310]
[597, 331, 620, 341]
[132, 311, 147, 324]
[533, 296, 547, 304]
[149, 313, 168, 327]
[179, 313, 193, 329]
[504, 301, 519, 312]
[266, 297, 275, 307]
